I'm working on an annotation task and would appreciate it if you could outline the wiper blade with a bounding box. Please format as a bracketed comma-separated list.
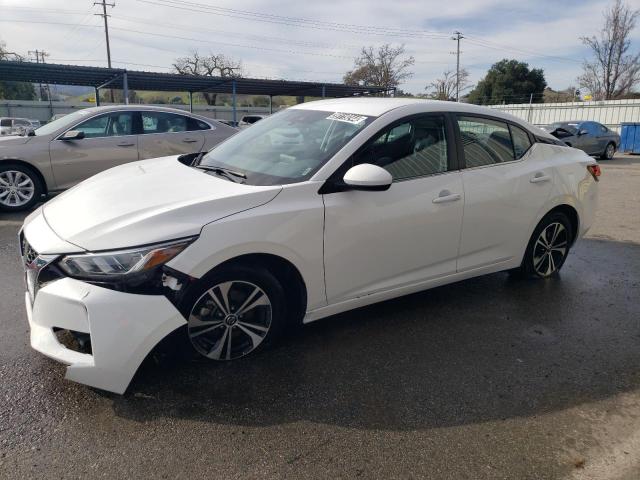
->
[195, 165, 247, 183]
[195, 165, 246, 178]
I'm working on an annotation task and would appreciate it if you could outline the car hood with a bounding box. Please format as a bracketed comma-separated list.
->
[42, 156, 282, 251]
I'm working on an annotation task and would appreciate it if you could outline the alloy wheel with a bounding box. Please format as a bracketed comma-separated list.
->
[605, 143, 615, 159]
[187, 280, 272, 360]
[0, 170, 35, 208]
[532, 222, 568, 277]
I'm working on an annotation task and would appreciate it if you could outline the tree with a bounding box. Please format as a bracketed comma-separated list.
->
[0, 39, 36, 101]
[173, 51, 243, 106]
[578, 0, 640, 100]
[426, 69, 470, 101]
[344, 44, 414, 94]
[466, 59, 546, 105]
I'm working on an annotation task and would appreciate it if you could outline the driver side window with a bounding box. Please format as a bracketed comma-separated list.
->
[352, 114, 449, 181]
[73, 112, 133, 138]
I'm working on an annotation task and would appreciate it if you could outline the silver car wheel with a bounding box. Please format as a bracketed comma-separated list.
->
[605, 143, 615, 159]
[0, 170, 35, 207]
[187, 280, 272, 360]
[532, 222, 568, 277]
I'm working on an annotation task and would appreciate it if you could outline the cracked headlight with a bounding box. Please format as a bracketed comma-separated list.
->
[58, 238, 195, 280]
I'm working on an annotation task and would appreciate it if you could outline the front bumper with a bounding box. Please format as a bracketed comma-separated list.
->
[26, 277, 186, 394]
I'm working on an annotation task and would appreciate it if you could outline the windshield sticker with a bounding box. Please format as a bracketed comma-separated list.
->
[326, 112, 368, 124]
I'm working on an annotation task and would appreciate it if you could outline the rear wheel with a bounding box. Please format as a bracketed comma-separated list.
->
[518, 212, 573, 278]
[601, 142, 615, 160]
[182, 266, 287, 361]
[0, 164, 42, 212]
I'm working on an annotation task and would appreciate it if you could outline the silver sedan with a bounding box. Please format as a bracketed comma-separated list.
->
[0, 105, 238, 211]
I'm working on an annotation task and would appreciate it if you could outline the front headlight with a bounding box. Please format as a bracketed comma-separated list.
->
[58, 238, 195, 280]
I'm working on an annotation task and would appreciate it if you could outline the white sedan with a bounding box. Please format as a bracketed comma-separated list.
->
[20, 98, 600, 394]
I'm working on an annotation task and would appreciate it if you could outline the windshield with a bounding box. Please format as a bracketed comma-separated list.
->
[199, 109, 375, 185]
[33, 109, 97, 136]
[550, 123, 578, 134]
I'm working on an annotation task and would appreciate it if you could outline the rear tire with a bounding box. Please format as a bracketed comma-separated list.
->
[600, 142, 615, 160]
[180, 265, 287, 361]
[518, 212, 573, 278]
[0, 163, 43, 212]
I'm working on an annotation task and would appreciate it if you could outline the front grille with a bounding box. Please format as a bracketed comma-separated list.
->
[21, 235, 38, 266]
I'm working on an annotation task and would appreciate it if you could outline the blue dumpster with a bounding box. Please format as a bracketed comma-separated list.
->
[620, 123, 640, 154]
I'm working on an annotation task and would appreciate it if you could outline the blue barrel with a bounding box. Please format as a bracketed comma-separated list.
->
[620, 123, 640, 153]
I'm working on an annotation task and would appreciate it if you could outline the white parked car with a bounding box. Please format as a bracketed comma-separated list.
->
[20, 98, 600, 394]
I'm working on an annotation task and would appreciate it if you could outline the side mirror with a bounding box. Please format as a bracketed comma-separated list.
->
[343, 163, 392, 191]
[578, 129, 588, 136]
[61, 130, 85, 141]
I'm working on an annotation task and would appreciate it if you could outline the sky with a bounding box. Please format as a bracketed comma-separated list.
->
[1, 0, 639, 96]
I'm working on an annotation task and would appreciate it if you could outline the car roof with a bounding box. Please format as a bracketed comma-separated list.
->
[291, 97, 529, 123]
[60, 104, 229, 126]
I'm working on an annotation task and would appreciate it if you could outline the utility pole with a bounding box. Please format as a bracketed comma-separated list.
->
[451, 31, 464, 102]
[94, 0, 115, 102]
[28, 49, 49, 101]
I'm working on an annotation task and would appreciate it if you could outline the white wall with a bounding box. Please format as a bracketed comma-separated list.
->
[489, 98, 640, 133]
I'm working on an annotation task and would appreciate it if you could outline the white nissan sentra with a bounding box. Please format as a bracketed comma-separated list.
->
[20, 98, 600, 394]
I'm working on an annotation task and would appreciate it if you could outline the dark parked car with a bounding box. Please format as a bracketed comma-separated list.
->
[542, 121, 620, 159]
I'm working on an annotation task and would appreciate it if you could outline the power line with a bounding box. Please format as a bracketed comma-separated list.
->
[135, 0, 451, 38]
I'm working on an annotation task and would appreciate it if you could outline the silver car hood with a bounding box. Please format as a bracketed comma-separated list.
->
[41, 156, 282, 251]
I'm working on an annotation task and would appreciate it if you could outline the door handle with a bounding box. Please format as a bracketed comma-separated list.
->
[432, 190, 461, 204]
[182, 138, 198, 143]
[530, 173, 551, 183]
[117, 142, 135, 147]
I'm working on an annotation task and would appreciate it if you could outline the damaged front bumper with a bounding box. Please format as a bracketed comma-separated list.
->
[26, 277, 186, 394]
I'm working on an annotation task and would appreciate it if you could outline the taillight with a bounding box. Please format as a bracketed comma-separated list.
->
[587, 164, 601, 181]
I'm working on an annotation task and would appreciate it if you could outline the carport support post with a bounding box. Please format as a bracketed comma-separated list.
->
[322, 85, 326, 98]
[94, 87, 100, 107]
[269, 95, 273, 114]
[232, 80, 237, 126]
[122, 71, 129, 105]
[189, 91, 193, 113]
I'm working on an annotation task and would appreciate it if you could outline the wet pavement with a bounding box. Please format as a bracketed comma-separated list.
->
[1, 155, 639, 479]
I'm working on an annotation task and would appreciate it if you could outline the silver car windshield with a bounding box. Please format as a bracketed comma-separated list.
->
[33, 110, 96, 136]
[199, 109, 376, 186]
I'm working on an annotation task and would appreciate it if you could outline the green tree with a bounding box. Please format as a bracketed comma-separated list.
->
[467, 59, 547, 105]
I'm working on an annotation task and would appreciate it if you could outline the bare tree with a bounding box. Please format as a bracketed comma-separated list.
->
[426, 69, 470, 101]
[0, 39, 24, 61]
[578, 0, 640, 100]
[173, 51, 243, 106]
[344, 44, 415, 94]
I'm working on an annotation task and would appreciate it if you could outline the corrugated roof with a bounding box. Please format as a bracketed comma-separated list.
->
[0, 61, 390, 97]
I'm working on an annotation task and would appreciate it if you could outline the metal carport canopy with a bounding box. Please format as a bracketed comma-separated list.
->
[0, 61, 389, 97]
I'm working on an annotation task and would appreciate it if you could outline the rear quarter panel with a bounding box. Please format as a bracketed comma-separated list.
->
[531, 144, 598, 241]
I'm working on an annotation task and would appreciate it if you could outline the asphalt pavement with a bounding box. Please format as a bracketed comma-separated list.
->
[1, 155, 639, 479]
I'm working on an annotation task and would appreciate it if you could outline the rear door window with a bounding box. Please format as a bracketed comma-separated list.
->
[509, 124, 532, 158]
[457, 116, 515, 167]
[142, 112, 189, 134]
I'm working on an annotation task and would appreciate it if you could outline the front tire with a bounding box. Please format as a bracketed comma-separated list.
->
[518, 212, 573, 278]
[601, 142, 615, 160]
[0, 163, 43, 212]
[181, 266, 287, 361]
